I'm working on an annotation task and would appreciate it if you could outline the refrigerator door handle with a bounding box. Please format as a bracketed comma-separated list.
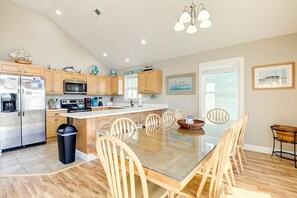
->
[17, 88, 21, 117]
[22, 89, 25, 116]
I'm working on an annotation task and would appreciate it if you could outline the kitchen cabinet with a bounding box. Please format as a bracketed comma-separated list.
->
[138, 70, 162, 94]
[99, 76, 110, 95]
[111, 76, 124, 95]
[63, 72, 86, 82]
[44, 69, 63, 95]
[87, 75, 99, 95]
[46, 110, 67, 139]
[0, 61, 43, 76]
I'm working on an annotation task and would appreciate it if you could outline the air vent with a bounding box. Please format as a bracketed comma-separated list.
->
[91, 9, 101, 19]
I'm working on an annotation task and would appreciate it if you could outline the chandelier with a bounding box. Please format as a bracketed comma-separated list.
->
[174, 1, 211, 34]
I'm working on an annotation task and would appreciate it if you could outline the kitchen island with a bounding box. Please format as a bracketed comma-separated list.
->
[60, 104, 168, 158]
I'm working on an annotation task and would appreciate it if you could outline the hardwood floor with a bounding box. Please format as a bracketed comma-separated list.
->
[0, 150, 297, 198]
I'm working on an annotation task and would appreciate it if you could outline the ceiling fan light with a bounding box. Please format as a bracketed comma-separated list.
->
[186, 25, 197, 34]
[174, 21, 185, 31]
[200, 20, 212, 28]
[179, 11, 191, 23]
[197, 9, 210, 21]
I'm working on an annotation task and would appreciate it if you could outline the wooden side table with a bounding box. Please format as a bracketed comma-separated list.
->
[270, 125, 297, 168]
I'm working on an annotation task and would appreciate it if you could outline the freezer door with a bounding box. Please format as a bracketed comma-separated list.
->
[21, 76, 46, 145]
[0, 75, 22, 150]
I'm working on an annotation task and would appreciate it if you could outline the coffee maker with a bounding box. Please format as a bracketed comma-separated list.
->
[1, 93, 17, 112]
[84, 98, 92, 109]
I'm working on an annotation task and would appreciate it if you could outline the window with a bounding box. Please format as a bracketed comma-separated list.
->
[124, 74, 138, 100]
[199, 57, 244, 123]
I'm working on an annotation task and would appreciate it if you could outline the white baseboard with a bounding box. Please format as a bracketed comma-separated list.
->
[244, 143, 293, 154]
[75, 149, 98, 162]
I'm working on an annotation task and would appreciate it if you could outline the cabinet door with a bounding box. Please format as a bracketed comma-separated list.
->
[43, 69, 53, 94]
[117, 76, 124, 95]
[56, 117, 67, 128]
[98, 76, 108, 94]
[87, 75, 99, 95]
[23, 65, 44, 76]
[111, 77, 118, 95]
[46, 117, 57, 139]
[63, 72, 75, 80]
[0, 62, 23, 75]
[52, 70, 63, 94]
[146, 71, 156, 93]
[76, 73, 86, 81]
[138, 72, 147, 94]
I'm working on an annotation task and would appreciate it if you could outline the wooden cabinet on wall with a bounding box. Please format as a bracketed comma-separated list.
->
[111, 76, 124, 95]
[46, 110, 67, 139]
[44, 69, 63, 94]
[0, 61, 43, 76]
[138, 70, 162, 94]
[63, 72, 86, 82]
[87, 75, 111, 95]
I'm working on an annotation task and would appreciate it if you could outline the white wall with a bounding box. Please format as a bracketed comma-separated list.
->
[0, 0, 109, 75]
[117, 33, 297, 149]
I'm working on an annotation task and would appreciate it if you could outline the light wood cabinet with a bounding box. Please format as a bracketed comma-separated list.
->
[111, 76, 124, 95]
[46, 110, 67, 139]
[63, 72, 86, 82]
[0, 61, 43, 76]
[87, 75, 99, 95]
[44, 69, 63, 95]
[99, 76, 110, 95]
[138, 70, 162, 94]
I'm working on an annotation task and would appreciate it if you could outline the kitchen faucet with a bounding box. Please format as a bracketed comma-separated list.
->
[130, 99, 134, 107]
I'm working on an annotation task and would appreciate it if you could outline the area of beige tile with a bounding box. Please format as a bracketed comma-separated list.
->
[0, 141, 85, 176]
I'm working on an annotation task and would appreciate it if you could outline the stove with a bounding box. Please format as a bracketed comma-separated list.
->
[61, 99, 92, 113]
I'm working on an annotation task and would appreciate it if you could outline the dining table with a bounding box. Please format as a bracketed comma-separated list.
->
[88, 122, 232, 197]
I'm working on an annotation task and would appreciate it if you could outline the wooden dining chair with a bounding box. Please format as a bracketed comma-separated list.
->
[162, 111, 177, 129]
[175, 109, 185, 120]
[236, 114, 249, 173]
[110, 118, 138, 143]
[206, 108, 230, 124]
[145, 114, 163, 128]
[178, 129, 233, 198]
[96, 136, 168, 198]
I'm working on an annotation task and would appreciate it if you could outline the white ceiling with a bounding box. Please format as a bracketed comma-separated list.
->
[10, 0, 297, 69]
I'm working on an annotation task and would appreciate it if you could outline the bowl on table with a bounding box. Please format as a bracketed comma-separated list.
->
[177, 119, 205, 130]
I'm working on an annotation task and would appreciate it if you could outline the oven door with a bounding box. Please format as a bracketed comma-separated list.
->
[64, 81, 87, 94]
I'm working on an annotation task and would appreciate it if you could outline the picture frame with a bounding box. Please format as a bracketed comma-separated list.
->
[252, 62, 295, 90]
[166, 72, 196, 95]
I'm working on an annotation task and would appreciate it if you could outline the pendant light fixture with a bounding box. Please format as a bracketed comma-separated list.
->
[174, 1, 211, 34]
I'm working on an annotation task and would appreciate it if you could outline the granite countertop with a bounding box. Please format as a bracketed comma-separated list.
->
[60, 104, 168, 119]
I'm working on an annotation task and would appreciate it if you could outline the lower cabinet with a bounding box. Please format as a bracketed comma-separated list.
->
[46, 110, 67, 139]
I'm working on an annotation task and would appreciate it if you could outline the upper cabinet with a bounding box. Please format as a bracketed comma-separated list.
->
[87, 75, 112, 95]
[0, 61, 43, 76]
[44, 69, 63, 95]
[111, 76, 124, 95]
[138, 70, 162, 94]
[63, 72, 86, 82]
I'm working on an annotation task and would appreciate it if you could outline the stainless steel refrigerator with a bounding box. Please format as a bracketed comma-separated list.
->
[0, 74, 46, 154]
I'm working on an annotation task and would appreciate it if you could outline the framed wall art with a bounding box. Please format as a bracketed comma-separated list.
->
[166, 72, 196, 95]
[252, 62, 295, 90]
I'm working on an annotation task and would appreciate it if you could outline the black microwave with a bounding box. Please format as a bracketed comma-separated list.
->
[64, 81, 87, 95]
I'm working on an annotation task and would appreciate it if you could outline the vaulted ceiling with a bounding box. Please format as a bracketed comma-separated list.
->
[10, 0, 297, 69]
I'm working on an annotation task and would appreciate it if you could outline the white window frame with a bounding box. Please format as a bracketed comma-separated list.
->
[198, 57, 244, 119]
[124, 74, 138, 100]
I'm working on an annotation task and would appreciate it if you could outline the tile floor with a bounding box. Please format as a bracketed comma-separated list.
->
[0, 141, 85, 176]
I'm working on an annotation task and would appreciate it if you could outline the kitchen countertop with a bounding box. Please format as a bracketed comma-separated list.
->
[60, 104, 168, 119]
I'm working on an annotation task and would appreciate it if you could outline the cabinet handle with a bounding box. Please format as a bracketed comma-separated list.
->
[24, 71, 27, 73]
[55, 113, 59, 115]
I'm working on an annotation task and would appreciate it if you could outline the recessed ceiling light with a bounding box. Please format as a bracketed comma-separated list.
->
[103, 53, 107, 57]
[56, 10, 62, 16]
[125, 58, 130, 63]
[141, 39, 146, 45]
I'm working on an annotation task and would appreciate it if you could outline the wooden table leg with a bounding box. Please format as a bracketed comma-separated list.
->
[168, 191, 175, 198]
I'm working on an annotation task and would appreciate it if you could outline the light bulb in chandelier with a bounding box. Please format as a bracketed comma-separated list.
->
[200, 20, 212, 28]
[174, 21, 185, 31]
[186, 24, 197, 34]
[179, 10, 191, 23]
[197, 9, 210, 21]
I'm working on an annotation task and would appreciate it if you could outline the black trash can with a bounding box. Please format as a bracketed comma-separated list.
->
[57, 124, 77, 164]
